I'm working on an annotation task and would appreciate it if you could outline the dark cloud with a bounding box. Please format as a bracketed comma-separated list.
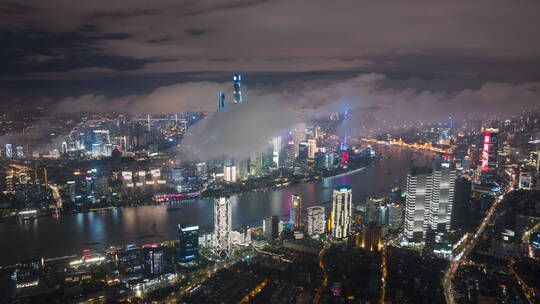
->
[0, 0, 539, 117]
[184, 29, 207, 37]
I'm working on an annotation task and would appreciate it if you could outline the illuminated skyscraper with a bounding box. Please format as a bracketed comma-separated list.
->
[404, 167, 433, 242]
[365, 197, 385, 225]
[429, 163, 456, 232]
[306, 206, 325, 237]
[387, 203, 403, 229]
[271, 136, 281, 168]
[307, 138, 317, 159]
[214, 197, 232, 258]
[177, 224, 199, 263]
[480, 128, 499, 185]
[5, 144, 12, 158]
[144, 246, 164, 276]
[289, 194, 302, 229]
[405, 164, 456, 243]
[233, 74, 242, 104]
[219, 91, 226, 110]
[223, 164, 237, 182]
[16, 146, 24, 159]
[331, 186, 353, 240]
[283, 130, 296, 167]
[340, 108, 350, 164]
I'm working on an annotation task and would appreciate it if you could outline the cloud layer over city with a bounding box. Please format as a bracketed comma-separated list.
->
[1, 0, 540, 156]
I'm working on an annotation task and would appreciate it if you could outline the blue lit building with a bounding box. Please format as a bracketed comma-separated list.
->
[532, 232, 540, 249]
[177, 224, 200, 264]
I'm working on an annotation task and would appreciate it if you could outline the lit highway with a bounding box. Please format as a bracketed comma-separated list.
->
[442, 192, 506, 304]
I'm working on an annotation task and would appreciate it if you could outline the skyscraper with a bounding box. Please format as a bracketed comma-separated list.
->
[282, 129, 297, 168]
[306, 206, 325, 237]
[271, 136, 281, 168]
[404, 167, 433, 242]
[361, 223, 382, 252]
[214, 197, 232, 258]
[429, 163, 456, 232]
[249, 152, 263, 176]
[340, 108, 349, 164]
[405, 164, 457, 243]
[480, 128, 499, 185]
[307, 138, 317, 159]
[263, 215, 279, 242]
[451, 177, 471, 230]
[5, 144, 12, 158]
[387, 203, 403, 230]
[290, 194, 302, 229]
[236, 158, 249, 180]
[233, 74, 242, 104]
[16, 146, 24, 159]
[177, 224, 199, 264]
[365, 197, 385, 225]
[223, 164, 237, 182]
[331, 186, 353, 240]
[219, 91, 226, 110]
[144, 245, 164, 276]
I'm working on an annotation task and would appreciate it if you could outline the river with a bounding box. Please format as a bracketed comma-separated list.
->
[0, 146, 437, 266]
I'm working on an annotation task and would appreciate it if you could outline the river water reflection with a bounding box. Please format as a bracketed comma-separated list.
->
[0, 146, 436, 265]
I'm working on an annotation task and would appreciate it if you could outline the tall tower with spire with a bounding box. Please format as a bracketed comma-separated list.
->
[340, 107, 350, 164]
[233, 74, 242, 104]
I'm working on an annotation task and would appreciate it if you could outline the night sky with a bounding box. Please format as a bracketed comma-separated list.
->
[1, 0, 540, 117]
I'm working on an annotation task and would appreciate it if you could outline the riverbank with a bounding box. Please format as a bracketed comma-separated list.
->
[0, 147, 435, 266]
[1, 157, 378, 219]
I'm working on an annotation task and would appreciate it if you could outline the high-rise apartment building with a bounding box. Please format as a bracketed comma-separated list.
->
[404, 167, 433, 242]
[429, 163, 456, 232]
[405, 164, 456, 243]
